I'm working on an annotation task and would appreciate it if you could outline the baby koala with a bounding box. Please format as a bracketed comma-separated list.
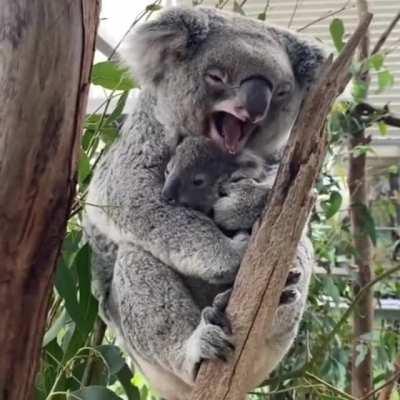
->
[161, 135, 275, 219]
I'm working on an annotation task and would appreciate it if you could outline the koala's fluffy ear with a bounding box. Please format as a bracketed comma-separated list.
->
[275, 29, 328, 88]
[122, 7, 210, 86]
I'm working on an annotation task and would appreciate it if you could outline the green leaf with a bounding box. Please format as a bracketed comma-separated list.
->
[329, 18, 345, 52]
[378, 121, 388, 136]
[324, 278, 340, 301]
[352, 144, 376, 158]
[352, 81, 368, 102]
[322, 191, 342, 219]
[377, 70, 394, 93]
[101, 127, 119, 146]
[146, 4, 162, 11]
[71, 386, 124, 400]
[369, 53, 384, 70]
[105, 91, 129, 126]
[55, 260, 82, 328]
[43, 309, 68, 347]
[91, 62, 135, 91]
[65, 244, 97, 336]
[96, 345, 125, 376]
[116, 364, 141, 400]
[387, 164, 399, 174]
[79, 151, 92, 184]
[257, 12, 266, 20]
[353, 203, 377, 245]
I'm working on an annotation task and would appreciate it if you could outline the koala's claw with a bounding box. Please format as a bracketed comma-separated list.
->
[199, 324, 235, 361]
[286, 270, 301, 286]
[189, 293, 235, 366]
[213, 288, 232, 310]
[203, 288, 232, 334]
[279, 289, 298, 305]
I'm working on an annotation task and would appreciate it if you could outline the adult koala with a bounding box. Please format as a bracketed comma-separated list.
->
[84, 6, 324, 400]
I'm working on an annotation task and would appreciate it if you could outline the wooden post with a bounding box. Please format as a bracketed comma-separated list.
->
[0, 2, 100, 399]
[191, 13, 372, 400]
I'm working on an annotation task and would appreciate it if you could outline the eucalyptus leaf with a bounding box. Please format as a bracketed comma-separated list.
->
[322, 191, 342, 219]
[92, 62, 135, 91]
[95, 345, 125, 376]
[329, 18, 345, 52]
[377, 70, 394, 93]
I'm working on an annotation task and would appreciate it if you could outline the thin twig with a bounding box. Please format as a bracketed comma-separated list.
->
[371, 10, 400, 55]
[108, 0, 162, 60]
[298, 1, 352, 32]
[305, 372, 357, 400]
[288, 0, 300, 29]
[361, 369, 400, 400]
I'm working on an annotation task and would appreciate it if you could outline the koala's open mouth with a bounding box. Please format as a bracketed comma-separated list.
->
[209, 112, 256, 155]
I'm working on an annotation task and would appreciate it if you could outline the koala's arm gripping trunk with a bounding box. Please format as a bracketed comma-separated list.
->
[191, 14, 372, 400]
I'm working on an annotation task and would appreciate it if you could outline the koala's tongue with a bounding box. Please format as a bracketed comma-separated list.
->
[221, 113, 243, 154]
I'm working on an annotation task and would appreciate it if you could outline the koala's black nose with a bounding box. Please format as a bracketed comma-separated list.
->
[161, 177, 180, 205]
[239, 78, 272, 123]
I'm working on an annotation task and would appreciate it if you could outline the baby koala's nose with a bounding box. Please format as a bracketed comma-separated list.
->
[161, 191, 177, 205]
[161, 177, 180, 205]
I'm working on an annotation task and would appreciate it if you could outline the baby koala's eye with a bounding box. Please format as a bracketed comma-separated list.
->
[192, 174, 207, 187]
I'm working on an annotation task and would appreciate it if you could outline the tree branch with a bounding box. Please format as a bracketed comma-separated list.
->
[190, 13, 372, 400]
[353, 102, 400, 127]
[371, 10, 400, 55]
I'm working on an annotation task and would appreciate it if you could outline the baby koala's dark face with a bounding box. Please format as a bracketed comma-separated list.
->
[161, 136, 237, 214]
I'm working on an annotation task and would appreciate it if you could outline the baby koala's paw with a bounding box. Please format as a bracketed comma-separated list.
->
[231, 231, 250, 256]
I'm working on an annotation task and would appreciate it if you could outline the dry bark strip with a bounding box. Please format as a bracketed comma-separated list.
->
[0, 2, 100, 399]
[191, 13, 373, 400]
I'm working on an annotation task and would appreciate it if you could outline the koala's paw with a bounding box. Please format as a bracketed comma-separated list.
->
[279, 269, 302, 305]
[268, 267, 306, 340]
[231, 231, 250, 256]
[203, 288, 232, 334]
[186, 290, 234, 378]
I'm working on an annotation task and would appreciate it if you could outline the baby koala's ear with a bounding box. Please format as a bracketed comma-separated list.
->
[228, 151, 265, 182]
[121, 7, 210, 87]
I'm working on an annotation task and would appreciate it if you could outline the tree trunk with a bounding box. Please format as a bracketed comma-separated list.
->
[350, 1, 374, 397]
[191, 14, 372, 400]
[0, 2, 100, 400]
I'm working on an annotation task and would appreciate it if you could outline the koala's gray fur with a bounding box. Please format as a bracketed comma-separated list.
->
[84, 6, 322, 400]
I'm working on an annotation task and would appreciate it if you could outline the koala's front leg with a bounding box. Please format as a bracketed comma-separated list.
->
[111, 243, 235, 394]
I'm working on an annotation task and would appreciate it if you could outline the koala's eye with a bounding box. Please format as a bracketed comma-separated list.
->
[275, 82, 293, 99]
[205, 69, 226, 86]
[192, 174, 207, 187]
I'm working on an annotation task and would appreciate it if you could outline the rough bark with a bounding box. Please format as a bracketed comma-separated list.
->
[0, 2, 100, 400]
[191, 14, 372, 400]
[350, 1, 374, 397]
